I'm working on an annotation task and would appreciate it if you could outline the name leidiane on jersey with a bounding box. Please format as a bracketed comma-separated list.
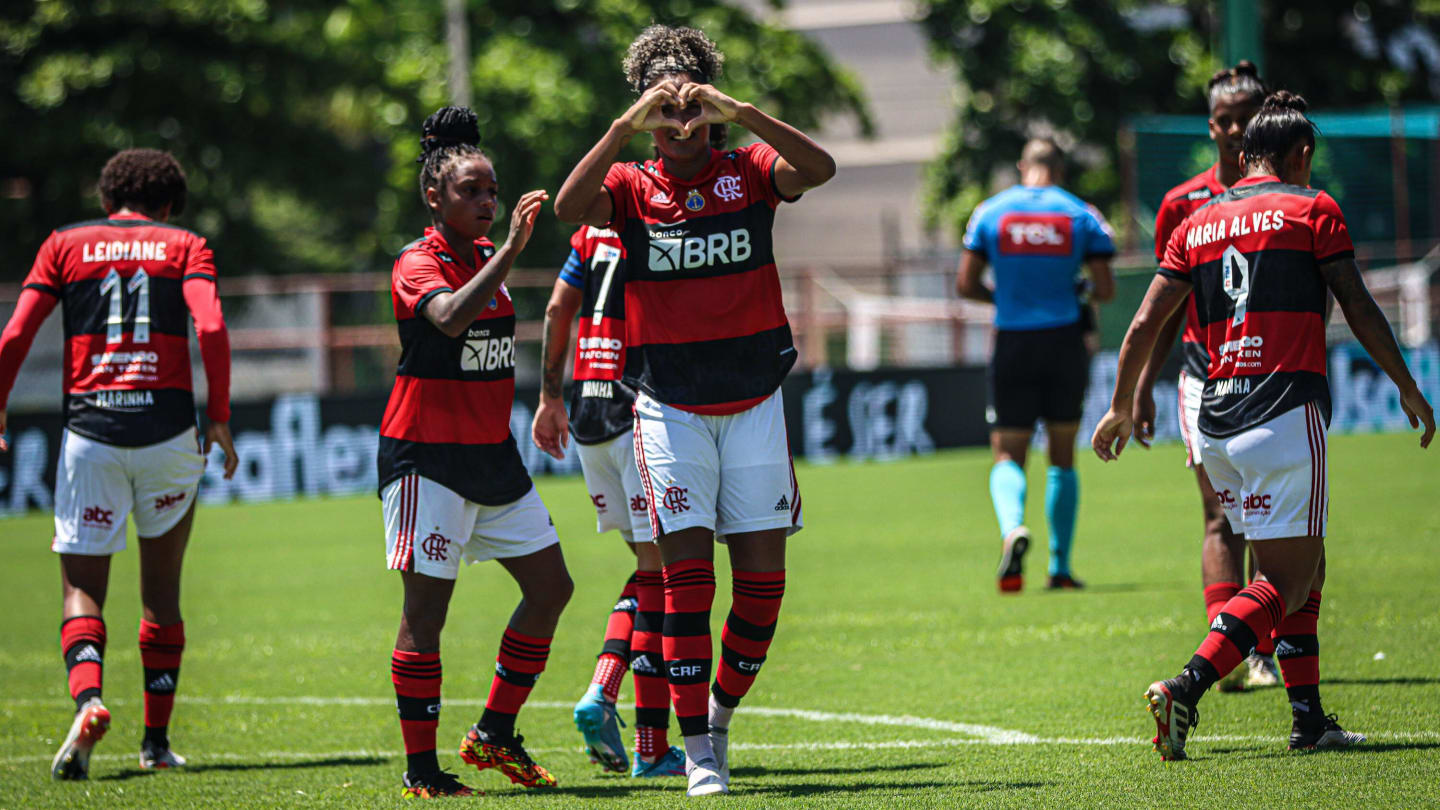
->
[1186, 209, 1287, 250]
[647, 224, 752, 272]
[461, 328, 515, 372]
[82, 239, 170, 263]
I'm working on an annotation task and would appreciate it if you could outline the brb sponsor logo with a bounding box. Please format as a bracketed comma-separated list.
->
[421, 532, 451, 562]
[154, 491, 187, 511]
[648, 227, 752, 272]
[998, 213, 1073, 256]
[82, 506, 114, 527]
[662, 486, 690, 513]
[461, 330, 515, 372]
[590, 493, 607, 513]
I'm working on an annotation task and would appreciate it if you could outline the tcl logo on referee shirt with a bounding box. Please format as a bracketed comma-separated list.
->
[998, 213, 1073, 256]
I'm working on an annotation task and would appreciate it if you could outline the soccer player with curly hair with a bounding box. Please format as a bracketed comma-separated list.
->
[0, 148, 238, 779]
[1133, 61, 1284, 692]
[555, 23, 835, 797]
[1094, 91, 1434, 761]
[378, 106, 569, 798]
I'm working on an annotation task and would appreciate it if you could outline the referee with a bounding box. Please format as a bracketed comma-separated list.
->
[956, 137, 1115, 592]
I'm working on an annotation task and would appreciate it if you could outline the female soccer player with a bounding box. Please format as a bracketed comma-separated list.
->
[1134, 61, 1281, 692]
[0, 148, 238, 779]
[379, 106, 570, 798]
[532, 225, 686, 779]
[554, 24, 835, 797]
[1092, 91, 1435, 760]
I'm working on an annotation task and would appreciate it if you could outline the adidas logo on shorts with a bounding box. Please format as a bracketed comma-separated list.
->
[774, 495, 789, 512]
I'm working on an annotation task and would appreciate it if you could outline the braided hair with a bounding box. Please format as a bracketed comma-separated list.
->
[1241, 91, 1318, 172]
[417, 106, 487, 212]
[1207, 60, 1267, 112]
[99, 149, 187, 216]
[623, 25, 729, 149]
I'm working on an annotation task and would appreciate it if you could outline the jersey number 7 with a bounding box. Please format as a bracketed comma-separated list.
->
[590, 244, 622, 327]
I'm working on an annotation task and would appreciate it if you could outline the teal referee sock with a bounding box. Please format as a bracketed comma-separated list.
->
[1046, 466, 1078, 576]
[989, 460, 1027, 537]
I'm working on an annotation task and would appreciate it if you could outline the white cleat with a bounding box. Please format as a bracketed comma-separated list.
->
[139, 745, 188, 769]
[51, 698, 110, 780]
[686, 757, 729, 797]
[1244, 654, 1282, 689]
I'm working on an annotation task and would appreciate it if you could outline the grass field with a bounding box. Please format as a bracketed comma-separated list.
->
[2, 433, 1438, 808]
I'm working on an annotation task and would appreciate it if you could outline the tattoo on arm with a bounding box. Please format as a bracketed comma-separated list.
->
[540, 313, 564, 400]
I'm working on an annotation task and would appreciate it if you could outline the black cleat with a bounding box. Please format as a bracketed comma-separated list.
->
[1289, 713, 1366, 750]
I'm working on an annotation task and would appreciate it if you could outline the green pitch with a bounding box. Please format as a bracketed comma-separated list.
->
[2, 432, 1438, 808]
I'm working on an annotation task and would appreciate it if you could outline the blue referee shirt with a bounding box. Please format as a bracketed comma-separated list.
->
[963, 185, 1115, 331]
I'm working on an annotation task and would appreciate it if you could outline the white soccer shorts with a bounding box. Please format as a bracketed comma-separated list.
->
[1199, 401, 1328, 540]
[53, 427, 204, 555]
[382, 475, 560, 580]
[1177, 370, 1204, 468]
[632, 389, 803, 542]
[576, 431, 651, 543]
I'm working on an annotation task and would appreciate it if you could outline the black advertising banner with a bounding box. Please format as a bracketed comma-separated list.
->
[3, 343, 1437, 516]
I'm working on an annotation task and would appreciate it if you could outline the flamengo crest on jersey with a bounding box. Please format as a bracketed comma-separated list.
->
[21, 214, 216, 446]
[1155, 164, 1227, 380]
[1158, 176, 1353, 438]
[566, 225, 639, 445]
[604, 143, 797, 415]
[377, 227, 532, 506]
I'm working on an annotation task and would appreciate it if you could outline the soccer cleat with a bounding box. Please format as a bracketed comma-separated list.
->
[631, 745, 686, 778]
[458, 725, 557, 788]
[1215, 661, 1248, 692]
[1289, 713, 1366, 750]
[685, 756, 728, 797]
[709, 724, 729, 782]
[401, 769, 479, 798]
[1145, 679, 1198, 761]
[996, 526, 1030, 593]
[138, 742, 188, 770]
[1244, 654, 1282, 689]
[573, 683, 628, 773]
[51, 697, 110, 780]
[1045, 574, 1085, 590]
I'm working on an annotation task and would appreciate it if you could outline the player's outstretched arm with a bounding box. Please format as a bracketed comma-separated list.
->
[0, 288, 60, 452]
[1321, 257, 1435, 448]
[1131, 305, 1186, 448]
[533, 280, 582, 460]
[1092, 274, 1192, 461]
[554, 83, 684, 225]
[678, 83, 836, 198]
[425, 190, 549, 338]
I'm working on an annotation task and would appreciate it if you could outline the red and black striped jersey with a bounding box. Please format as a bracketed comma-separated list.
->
[1159, 175, 1353, 437]
[563, 225, 638, 445]
[377, 227, 531, 506]
[2, 213, 230, 446]
[604, 143, 798, 415]
[1155, 164, 1226, 379]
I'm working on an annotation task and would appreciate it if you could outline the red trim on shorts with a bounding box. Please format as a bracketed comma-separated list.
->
[633, 411, 662, 539]
[1177, 371, 1194, 467]
[390, 475, 418, 570]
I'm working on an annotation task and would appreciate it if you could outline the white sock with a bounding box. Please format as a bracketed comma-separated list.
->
[682, 733, 713, 765]
[708, 694, 735, 731]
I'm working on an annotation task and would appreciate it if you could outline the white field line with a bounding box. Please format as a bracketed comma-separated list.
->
[4, 696, 1438, 765]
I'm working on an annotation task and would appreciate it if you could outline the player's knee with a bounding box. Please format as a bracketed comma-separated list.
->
[527, 571, 574, 616]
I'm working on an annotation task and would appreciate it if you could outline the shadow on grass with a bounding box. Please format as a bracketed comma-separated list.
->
[1205, 741, 1440, 758]
[1058, 582, 1182, 595]
[743, 779, 1048, 797]
[97, 755, 387, 781]
[1324, 677, 1440, 686]
[504, 775, 1049, 799]
[732, 760, 944, 777]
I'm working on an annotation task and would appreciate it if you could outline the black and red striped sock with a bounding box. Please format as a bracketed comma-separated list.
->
[481, 628, 551, 738]
[661, 559, 715, 739]
[1181, 581, 1287, 698]
[392, 649, 442, 776]
[712, 570, 785, 714]
[591, 574, 638, 702]
[61, 616, 106, 712]
[1274, 590, 1323, 714]
[631, 570, 671, 760]
[1203, 582, 1240, 624]
[139, 620, 184, 747]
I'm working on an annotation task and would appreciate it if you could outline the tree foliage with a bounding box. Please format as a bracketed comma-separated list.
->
[919, 0, 1440, 244]
[0, 0, 871, 276]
